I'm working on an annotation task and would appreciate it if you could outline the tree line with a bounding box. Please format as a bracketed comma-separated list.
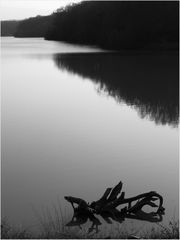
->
[1, 15, 53, 38]
[1, 1, 179, 50]
[14, 15, 53, 38]
[1, 20, 19, 36]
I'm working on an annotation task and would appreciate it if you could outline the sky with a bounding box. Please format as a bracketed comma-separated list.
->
[0, 0, 82, 20]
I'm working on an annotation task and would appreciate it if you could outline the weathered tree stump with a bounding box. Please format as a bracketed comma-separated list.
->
[65, 181, 165, 232]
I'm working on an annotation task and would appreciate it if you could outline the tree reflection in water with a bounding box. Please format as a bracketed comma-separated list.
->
[54, 52, 179, 127]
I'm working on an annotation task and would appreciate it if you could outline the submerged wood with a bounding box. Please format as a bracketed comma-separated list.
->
[64, 181, 165, 232]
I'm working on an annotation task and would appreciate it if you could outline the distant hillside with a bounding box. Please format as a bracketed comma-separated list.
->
[14, 15, 53, 38]
[1, 20, 20, 36]
[45, 1, 179, 50]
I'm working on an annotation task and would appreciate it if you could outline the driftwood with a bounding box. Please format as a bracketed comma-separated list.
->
[65, 181, 165, 233]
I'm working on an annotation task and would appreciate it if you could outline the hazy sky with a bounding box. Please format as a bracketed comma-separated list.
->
[0, 0, 82, 20]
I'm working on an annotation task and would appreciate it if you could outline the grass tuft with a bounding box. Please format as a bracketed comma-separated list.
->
[1, 212, 179, 239]
[140, 219, 179, 239]
[1, 218, 33, 239]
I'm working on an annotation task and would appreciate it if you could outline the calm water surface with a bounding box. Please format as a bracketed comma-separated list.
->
[1, 37, 179, 233]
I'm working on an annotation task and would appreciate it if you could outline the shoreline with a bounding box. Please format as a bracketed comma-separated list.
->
[1, 36, 179, 54]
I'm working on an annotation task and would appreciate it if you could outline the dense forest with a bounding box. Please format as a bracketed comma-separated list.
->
[1, 1, 179, 50]
[14, 15, 53, 37]
[45, 1, 179, 50]
[1, 20, 20, 36]
[1, 15, 52, 37]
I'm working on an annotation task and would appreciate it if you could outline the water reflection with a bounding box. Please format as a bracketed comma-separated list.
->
[54, 53, 179, 127]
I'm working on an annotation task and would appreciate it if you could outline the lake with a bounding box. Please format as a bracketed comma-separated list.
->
[1, 37, 179, 234]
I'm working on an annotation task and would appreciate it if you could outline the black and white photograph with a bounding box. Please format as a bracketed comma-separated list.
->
[1, 0, 179, 239]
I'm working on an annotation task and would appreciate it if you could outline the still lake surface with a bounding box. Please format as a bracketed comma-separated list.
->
[1, 37, 179, 233]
